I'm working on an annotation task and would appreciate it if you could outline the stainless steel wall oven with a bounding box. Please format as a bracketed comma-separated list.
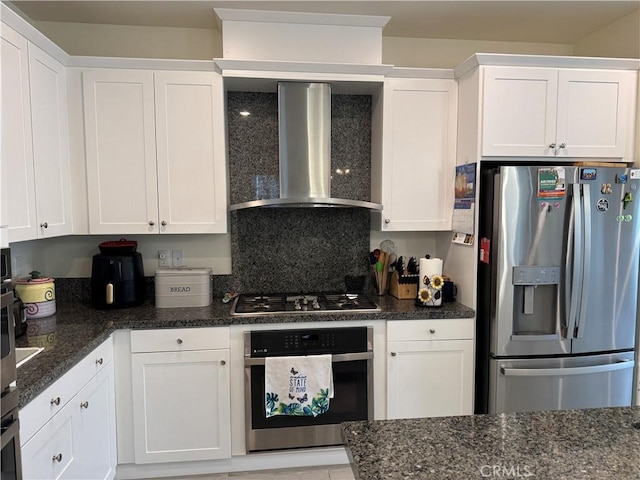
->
[244, 326, 373, 452]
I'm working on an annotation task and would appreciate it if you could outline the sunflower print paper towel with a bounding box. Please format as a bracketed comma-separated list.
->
[265, 354, 332, 417]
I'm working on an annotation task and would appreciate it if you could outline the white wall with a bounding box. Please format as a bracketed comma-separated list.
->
[573, 9, 640, 59]
[34, 20, 577, 67]
[34, 21, 222, 59]
[382, 36, 573, 68]
[10, 234, 232, 279]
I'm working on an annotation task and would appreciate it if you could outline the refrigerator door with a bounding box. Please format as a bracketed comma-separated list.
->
[490, 166, 577, 356]
[570, 167, 640, 354]
[489, 352, 635, 414]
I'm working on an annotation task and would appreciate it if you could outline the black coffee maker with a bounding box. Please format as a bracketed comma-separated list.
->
[91, 239, 145, 309]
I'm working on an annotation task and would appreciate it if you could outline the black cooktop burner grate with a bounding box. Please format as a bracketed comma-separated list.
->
[231, 292, 379, 316]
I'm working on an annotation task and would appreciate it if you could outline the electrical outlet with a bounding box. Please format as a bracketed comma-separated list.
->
[158, 250, 170, 267]
[172, 249, 184, 267]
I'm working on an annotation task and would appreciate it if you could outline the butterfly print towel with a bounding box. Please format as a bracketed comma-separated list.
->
[265, 354, 332, 417]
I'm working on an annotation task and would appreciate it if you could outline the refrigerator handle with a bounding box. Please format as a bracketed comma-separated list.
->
[500, 359, 633, 377]
[567, 184, 584, 339]
[574, 183, 592, 339]
[563, 193, 575, 337]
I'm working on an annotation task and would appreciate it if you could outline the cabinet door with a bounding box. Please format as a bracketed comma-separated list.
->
[381, 78, 457, 231]
[481, 67, 558, 157]
[72, 363, 116, 480]
[28, 43, 73, 239]
[154, 71, 227, 234]
[1, 24, 37, 242]
[387, 339, 473, 419]
[83, 69, 159, 234]
[21, 401, 79, 480]
[555, 69, 634, 158]
[131, 349, 231, 464]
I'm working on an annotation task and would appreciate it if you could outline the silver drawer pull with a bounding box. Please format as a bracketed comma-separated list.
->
[177, 338, 183, 344]
[95, 358, 103, 365]
[80, 401, 89, 409]
[429, 328, 436, 334]
[40, 222, 49, 228]
[52, 453, 62, 462]
[51, 397, 61, 406]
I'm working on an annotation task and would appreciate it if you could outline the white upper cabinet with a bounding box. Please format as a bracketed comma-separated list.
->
[1, 25, 72, 242]
[481, 66, 636, 158]
[83, 69, 158, 234]
[1, 25, 34, 242]
[83, 69, 228, 234]
[28, 44, 73, 239]
[154, 72, 228, 234]
[374, 76, 457, 231]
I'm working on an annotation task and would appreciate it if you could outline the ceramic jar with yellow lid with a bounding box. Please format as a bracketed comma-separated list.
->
[15, 273, 56, 319]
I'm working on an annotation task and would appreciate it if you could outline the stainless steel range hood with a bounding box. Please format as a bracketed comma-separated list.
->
[229, 82, 382, 211]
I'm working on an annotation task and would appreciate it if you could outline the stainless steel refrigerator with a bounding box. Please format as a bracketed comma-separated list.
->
[475, 165, 640, 414]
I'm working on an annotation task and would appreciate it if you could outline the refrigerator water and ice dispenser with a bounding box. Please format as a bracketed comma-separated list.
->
[512, 265, 561, 336]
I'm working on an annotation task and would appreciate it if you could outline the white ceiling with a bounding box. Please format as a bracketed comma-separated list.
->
[7, 1, 640, 45]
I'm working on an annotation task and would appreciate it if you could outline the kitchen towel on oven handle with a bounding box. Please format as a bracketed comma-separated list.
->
[265, 354, 333, 417]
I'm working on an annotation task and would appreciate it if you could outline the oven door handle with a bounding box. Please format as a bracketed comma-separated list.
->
[244, 351, 373, 366]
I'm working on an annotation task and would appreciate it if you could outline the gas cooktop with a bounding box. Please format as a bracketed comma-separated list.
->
[231, 292, 380, 316]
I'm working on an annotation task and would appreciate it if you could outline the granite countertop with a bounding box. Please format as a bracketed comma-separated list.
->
[342, 407, 640, 479]
[16, 296, 474, 408]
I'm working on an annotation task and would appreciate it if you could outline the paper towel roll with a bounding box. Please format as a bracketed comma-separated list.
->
[419, 258, 444, 306]
[419, 258, 443, 286]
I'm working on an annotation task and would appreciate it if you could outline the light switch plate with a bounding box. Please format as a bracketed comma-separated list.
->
[158, 250, 170, 267]
[172, 249, 184, 267]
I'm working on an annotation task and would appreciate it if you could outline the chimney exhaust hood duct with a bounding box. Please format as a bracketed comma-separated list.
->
[229, 82, 382, 211]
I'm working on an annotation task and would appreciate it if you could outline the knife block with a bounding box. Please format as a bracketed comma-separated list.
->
[389, 271, 418, 299]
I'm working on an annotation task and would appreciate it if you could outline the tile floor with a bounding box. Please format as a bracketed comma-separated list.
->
[151, 465, 355, 480]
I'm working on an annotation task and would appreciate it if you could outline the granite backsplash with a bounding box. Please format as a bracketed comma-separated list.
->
[56, 89, 375, 302]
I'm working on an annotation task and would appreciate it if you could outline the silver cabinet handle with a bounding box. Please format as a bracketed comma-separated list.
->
[549, 143, 556, 149]
[80, 401, 89, 409]
[177, 338, 183, 344]
[429, 328, 436, 334]
[52, 453, 63, 463]
[390, 352, 397, 357]
[95, 358, 103, 365]
[51, 397, 61, 406]
[559, 143, 566, 149]
[220, 360, 226, 366]
[149, 220, 155, 226]
[384, 218, 390, 224]
[40, 222, 48, 228]
[161, 220, 167, 226]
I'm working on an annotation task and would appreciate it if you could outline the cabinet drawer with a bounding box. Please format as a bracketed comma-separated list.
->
[20, 338, 113, 445]
[387, 318, 474, 341]
[130, 327, 230, 353]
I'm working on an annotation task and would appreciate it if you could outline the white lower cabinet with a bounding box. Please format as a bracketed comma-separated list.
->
[130, 328, 231, 464]
[386, 319, 474, 419]
[21, 339, 116, 480]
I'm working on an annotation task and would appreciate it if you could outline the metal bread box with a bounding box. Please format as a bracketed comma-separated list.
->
[155, 268, 213, 308]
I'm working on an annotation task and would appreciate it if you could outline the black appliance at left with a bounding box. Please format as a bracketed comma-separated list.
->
[91, 247, 145, 309]
[1, 247, 23, 480]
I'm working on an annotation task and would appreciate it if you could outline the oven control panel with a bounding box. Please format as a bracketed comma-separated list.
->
[249, 326, 369, 357]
